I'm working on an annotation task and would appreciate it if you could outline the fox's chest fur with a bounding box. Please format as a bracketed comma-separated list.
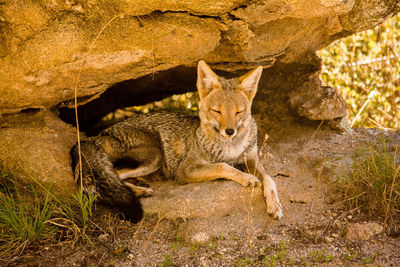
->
[196, 120, 256, 165]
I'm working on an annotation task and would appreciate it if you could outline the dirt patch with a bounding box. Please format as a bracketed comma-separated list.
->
[5, 120, 400, 266]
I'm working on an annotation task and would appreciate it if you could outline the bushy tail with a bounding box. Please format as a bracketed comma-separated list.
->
[71, 140, 143, 223]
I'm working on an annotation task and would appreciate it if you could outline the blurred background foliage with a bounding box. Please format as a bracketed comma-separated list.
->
[105, 14, 400, 130]
[318, 13, 400, 130]
[102, 91, 200, 121]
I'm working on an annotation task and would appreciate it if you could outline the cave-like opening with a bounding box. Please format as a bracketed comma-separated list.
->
[58, 66, 198, 135]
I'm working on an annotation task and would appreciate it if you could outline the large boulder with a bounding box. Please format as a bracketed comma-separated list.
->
[0, 110, 77, 200]
[0, 0, 399, 116]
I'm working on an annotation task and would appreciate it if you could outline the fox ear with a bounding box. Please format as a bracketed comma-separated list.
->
[239, 66, 263, 101]
[197, 60, 220, 99]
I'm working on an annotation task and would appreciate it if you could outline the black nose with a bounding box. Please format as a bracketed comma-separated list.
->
[225, 128, 235, 136]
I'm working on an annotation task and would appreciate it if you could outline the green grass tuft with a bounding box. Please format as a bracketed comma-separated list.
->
[339, 138, 400, 224]
[0, 183, 55, 256]
[159, 253, 174, 267]
[67, 191, 97, 228]
[0, 173, 97, 259]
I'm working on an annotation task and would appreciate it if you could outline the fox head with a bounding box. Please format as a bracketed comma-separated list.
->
[197, 60, 262, 139]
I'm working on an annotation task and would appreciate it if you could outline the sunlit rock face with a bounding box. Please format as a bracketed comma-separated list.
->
[0, 0, 398, 118]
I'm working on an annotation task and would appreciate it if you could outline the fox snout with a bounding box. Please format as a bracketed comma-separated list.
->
[217, 126, 237, 139]
[215, 117, 244, 139]
[225, 128, 235, 136]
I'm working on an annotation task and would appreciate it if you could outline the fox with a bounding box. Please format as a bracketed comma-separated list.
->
[71, 60, 283, 223]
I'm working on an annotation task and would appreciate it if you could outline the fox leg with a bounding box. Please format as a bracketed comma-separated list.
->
[179, 162, 261, 187]
[114, 136, 162, 197]
[245, 156, 283, 219]
[116, 145, 162, 179]
[124, 182, 154, 197]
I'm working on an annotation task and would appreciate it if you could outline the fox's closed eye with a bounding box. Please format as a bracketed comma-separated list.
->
[236, 110, 245, 115]
[211, 109, 221, 114]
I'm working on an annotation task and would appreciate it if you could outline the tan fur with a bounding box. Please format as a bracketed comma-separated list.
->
[123, 182, 154, 197]
[73, 60, 283, 220]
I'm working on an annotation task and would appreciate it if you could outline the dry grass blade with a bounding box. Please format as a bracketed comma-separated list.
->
[131, 216, 145, 248]
[302, 120, 324, 160]
[337, 138, 400, 226]
[242, 185, 255, 252]
[73, 13, 126, 193]
[140, 213, 163, 254]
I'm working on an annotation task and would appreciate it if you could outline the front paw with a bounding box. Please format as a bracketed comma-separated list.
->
[242, 174, 261, 188]
[264, 183, 283, 219]
[124, 182, 154, 198]
[137, 187, 154, 197]
[268, 201, 283, 219]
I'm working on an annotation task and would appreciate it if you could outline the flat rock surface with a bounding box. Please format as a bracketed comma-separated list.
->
[142, 181, 266, 220]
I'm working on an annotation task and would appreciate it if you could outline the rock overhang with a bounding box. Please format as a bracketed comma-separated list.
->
[1, 0, 399, 120]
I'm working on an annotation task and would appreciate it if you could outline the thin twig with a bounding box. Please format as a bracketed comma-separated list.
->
[245, 186, 255, 252]
[141, 213, 163, 254]
[351, 91, 377, 127]
[302, 120, 324, 160]
[384, 145, 400, 227]
[73, 13, 125, 194]
[131, 216, 145, 248]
